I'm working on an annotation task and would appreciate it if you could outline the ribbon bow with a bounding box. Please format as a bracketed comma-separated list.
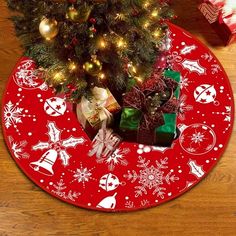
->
[81, 87, 113, 125]
[88, 121, 121, 158]
[123, 76, 178, 143]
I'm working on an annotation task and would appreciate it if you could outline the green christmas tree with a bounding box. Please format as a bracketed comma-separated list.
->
[7, 0, 174, 101]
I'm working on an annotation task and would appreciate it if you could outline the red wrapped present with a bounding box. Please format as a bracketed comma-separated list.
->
[199, 0, 236, 45]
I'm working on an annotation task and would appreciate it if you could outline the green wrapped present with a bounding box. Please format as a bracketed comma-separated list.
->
[119, 70, 180, 146]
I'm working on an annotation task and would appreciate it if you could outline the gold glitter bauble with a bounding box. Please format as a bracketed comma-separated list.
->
[83, 57, 102, 76]
[39, 18, 59, 40]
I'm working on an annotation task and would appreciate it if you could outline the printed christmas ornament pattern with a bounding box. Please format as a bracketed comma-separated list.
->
[2, 24, 234, 212]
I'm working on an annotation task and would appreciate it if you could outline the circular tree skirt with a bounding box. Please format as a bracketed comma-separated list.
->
[2, 24, 234, 212]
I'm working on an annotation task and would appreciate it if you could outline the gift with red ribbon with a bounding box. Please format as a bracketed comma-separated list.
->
[119, 70, 180, 146]
[199, 0, 236, 45]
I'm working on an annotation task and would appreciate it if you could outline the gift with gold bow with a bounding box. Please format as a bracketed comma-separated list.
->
[76, 86, 121, 139]
[119, 70, 180, 146]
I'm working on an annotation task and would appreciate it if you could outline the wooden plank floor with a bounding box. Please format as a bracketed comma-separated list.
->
[0, 0, 236, 235]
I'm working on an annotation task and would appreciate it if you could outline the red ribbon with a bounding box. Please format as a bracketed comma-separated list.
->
[123, 74, 178, 144]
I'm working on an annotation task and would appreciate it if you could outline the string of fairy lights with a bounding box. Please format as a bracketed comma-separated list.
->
[37, 0, 174, 91]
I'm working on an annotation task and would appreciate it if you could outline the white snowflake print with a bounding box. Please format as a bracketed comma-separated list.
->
[51, 179, 81, 202]
[4, 101, 23, 128]
[180, 76, 190, 91]
[13, 60, 47, 90]
[69, 163, 96, 188]
[8, 136, 29, 159]
[211, 64, 222, 74]
[212, 106, 232, 133]
[4, 98, 36, 134]
[190, 132, 205, 144]
[32, 121, 85, 167]
[125, 201, 135, 209]
[224, 106, 231, 122]
[178, 94, 193, 121]
[96, 148, 129, 171]
[186, 147, 197, 153]
[213, 106, 231, 122]
[140, 199, 150, 207]
[201, 53, 213, 62]
[124, 157, 179, 198]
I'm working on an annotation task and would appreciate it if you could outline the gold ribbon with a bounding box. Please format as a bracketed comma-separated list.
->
[81, 87, 113, 125]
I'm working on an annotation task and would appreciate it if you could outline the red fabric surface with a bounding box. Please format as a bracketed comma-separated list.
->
[2, 24, 234, 212]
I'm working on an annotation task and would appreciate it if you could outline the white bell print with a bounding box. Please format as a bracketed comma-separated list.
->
[99, 173, 125, 192]
[96, 193, 117, 209]
[30, 149, 57, 176]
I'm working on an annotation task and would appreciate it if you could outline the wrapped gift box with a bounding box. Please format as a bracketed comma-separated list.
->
[199, 0, 236, 45]
[119, 70, 181, 147]
[76, 86, 121, 139]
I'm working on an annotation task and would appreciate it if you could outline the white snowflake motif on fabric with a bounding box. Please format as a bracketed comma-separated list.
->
[4, 98, 36, 134]
[140, 199, 150, 207]
[212, 106, 232, 133]
[211, 64, 222, 74]
[4, 101, 23, 129]
[124, 157, 179, 198]
[32, 121, 85, 169]
[51, 179, 81, 202]
[8, 136, 29, 159]
[69, 163, 96, 188]
[125, 201, 135, 209]
[13, 60, 48, 90]
[178, 94, 193, 121]
[96, 148, 130, 171]
[180, 75, 191, 91]
[190, 131, 205, 144]
[201, 53, 213, 62]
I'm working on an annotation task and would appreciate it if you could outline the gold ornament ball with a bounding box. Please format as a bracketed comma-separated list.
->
[39, 18, 59, 40]
[83, 58, 102, 76]
[66, 5, 92, 23]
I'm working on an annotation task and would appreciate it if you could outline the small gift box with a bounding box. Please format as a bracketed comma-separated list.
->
[88, 121, 122, 159]
[76, 86, 121, 139]
[119, 70, 180, 146]
[199, 0, 236, 45]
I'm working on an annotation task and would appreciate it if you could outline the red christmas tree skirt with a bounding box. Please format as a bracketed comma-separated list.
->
[2, 24, 234, 212]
